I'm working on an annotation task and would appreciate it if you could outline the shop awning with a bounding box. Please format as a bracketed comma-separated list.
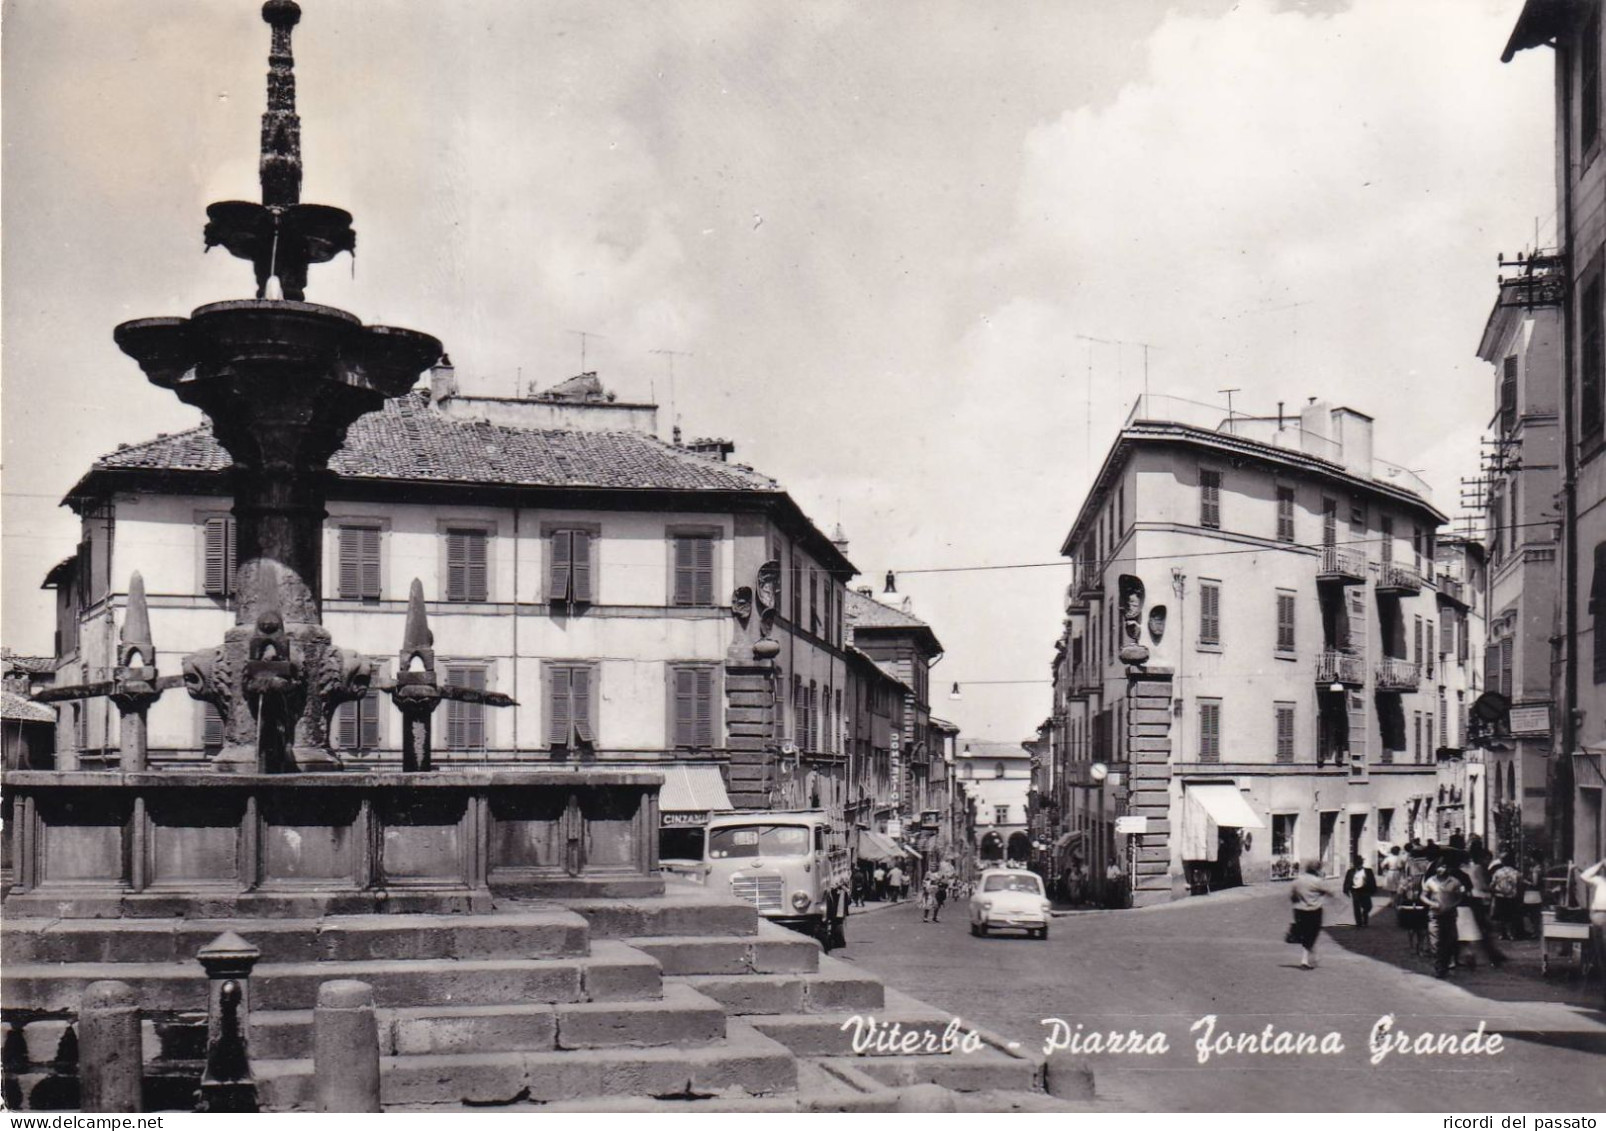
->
[1053, 831, 1086, 850]
[658, 764, 733, 814]
[1186, 785, 1265, 829]
[859, 830, 909, 861]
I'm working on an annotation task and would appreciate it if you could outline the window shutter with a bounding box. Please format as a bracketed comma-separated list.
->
[361, 527, 380, 599]
[338, 527, 360, 599]
[673, 537, 695, 605]
[695, 667, 714, 747]
[549, 667, 572, 748]
[1201, 583, 1220, 644]
[550, 530, 572, 601]
[1277, 593, 1295, 651]
[335, 700, 357, 748]
[446, 531, 467, 601]
[446, 667, 485, 750]
[1500, 637, 1513, 698]
[202, 702, 225, 751]
[1426, 624, 1435, 677]
[1276, 706, 1294, 764]
[673, 666, 695, 747]
[571, 666, 593, 745]
[360, 693, 380, 749]
[694, 536, 714, 605]
[1200, 470, 1221, 528]
[1413, 617, 1423, 667]
[203, 517, 236, 597]
[571, 531, 592, 602]
[466, 531, 488, 602]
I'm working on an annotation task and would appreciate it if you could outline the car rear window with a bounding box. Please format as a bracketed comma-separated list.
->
[982, 874, 1043, 894]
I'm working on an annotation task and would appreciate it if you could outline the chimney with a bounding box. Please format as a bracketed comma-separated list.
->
[1329, 406, 1374, 478]
[429, 355, 458, 403]
[686, 437, 735, 462]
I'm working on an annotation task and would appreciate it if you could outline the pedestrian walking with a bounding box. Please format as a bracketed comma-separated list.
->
[1287, 859, 1336, 970]
[822, 882, 850, 953]
[933, 873, 947, 922]
[1578, 858, 1606, 1007]
[887, 863, 905, 903]
[1343, 854, 1377, 928]
[1422, 857, 1466, 978]
[920, 875, 936, 921]
[1462, 850, 1506, 968]
[1381, 845, 1405, 895]
[873, 865, 887, 901]
[850, 869, 867, 908]
[1489, 853, 1523, 939]
[1105, 861, 1124, 909]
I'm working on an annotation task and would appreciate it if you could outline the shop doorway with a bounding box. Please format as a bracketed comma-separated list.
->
[1319, 811, 1339, 876]
[1209, 826, 1244, 890]
[1348, 812, 1367, 868]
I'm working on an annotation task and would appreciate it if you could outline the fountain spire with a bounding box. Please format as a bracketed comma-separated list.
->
[203, 0, 355, 301]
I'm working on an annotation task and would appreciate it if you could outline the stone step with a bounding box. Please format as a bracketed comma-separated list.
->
[749, 1011, 964, 1057]
[629, 921, 820, 976]
[671, 954, 883, 1016]
[2, 940, 659, 1013]
[1, 908, 591, 966]
[830, 1049, 1041, 1094]
[559, 887, 758, 939]
[253, 1019, 798, 1110]
[250, 982, 726, 1058]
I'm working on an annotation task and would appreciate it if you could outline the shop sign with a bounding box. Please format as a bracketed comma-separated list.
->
[661, 810, 709, 827]
[1114, 815, 1149, 835]
[921, 810, 940, 828]
[1508, 704, 1551, 737]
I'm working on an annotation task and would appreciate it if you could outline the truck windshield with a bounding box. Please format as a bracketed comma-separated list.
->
[707, 825, 811, 859]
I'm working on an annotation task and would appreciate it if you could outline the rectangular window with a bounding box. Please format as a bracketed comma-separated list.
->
[1200, 469, 1221, 529]
[1426, 623, 1435, 679]
[1501, 355, 1519, 434]
[336, 524, 382, 601]
[73, 702, 89, 752]
[1413, 616, 1423, 670]
[1438, 691, 1448, 752]
[1199, 581, 1221, 646]
[1276, 486, 1295, 542]
[1413, 712, 1422, 764]
[1198, 699, 1222, 763]
[792, 675, 804, 745]
[1276, 591, 1296, 653]
[673, 534, 715, 606]
[1272, 813, 1296, 857]
[994, 804, 1010, 826]
[1427, 714, 1434, 759]
[1322, 498, 1337, 547]
[546, 663, 595, 751]
[548, 528, 593, 605]
[1380, 516, 1393, 565]
[669, 664, 716, 749]
[790, 555, 802, 626]
[1583, 273, 1603, 442]
[333, 691, 381, 751]
[1117, 484, 1126, 536]
[1413, 526, 1423, 574]
[445, 528, 489, 603]
[1457, 610, 1469, 664]
[202, 516, 237, 598]
[1350, 502, 1366, 536]
[444, 665, 487, 751]
[809, 569, 820, 635]
[1275, 703, 1295, 764]
[1500, 636, 1514, 698]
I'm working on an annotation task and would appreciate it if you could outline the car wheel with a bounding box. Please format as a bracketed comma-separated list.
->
[977, 923, 988, 937]
[1037, 927, 1049, 940]
[969, 922, 979, 937]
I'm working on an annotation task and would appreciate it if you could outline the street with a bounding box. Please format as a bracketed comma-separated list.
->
[837, 886, 1606, 1112]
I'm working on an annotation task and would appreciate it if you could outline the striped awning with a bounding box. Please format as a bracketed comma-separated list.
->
[859, 830, 910, 861]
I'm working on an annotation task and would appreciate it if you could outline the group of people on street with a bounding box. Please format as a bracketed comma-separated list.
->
[1055, 858, 1127, 909]
[1291, 839, 1606, 999]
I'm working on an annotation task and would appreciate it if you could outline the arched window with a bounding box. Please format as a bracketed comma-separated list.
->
[994, 761, 1006, 779]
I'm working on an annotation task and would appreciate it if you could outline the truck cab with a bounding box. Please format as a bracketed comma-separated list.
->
[703, 810, 845, 938]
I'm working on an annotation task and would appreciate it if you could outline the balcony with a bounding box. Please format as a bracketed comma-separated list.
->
[1375, 562, 1423, 597]
[1075, 664, 1103, 695]
[1374, 657, 1420, 692]
[1436, 574, 1468, 607]
[1316, 650, 1364, 687]
[1316, 546, 1366, 585]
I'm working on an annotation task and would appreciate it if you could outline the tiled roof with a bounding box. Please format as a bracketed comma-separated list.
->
[1, 650, 55, 675]
[86, 392, 785, 494]
[959, 739, 1033, 760]
[1, 690, 55, 724]
[844, 590, 931, 631]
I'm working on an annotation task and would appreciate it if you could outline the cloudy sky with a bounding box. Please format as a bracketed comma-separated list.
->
[1, 0, 1554, 741]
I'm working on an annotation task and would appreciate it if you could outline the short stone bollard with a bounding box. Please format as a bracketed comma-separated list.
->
[314, 980, 381, 1112]
[196, 931, 260, 1113]
[78, 981, 142, 1113]
[1042, 1056, 1096, 1101]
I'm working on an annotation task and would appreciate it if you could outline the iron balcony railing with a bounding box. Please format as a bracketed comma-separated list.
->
[1436, 574, 1467, 606]
[1317, 546, 1367, 584]
[1374, 657, 1421, 692]
[1376, 562, 1423, 595]
[1316, 650, 1364, 686]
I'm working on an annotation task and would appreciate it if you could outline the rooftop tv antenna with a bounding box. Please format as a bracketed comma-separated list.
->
[650, 348, 694, 434]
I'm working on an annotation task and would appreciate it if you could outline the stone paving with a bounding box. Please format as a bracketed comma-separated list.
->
[838, 883, 1606, 1113]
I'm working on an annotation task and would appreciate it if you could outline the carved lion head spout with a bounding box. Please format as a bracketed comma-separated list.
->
[181, 647, 228, 707]
[321, 647, 374, 710]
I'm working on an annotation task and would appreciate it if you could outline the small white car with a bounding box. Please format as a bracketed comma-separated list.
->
[969, 868, 1051, 939]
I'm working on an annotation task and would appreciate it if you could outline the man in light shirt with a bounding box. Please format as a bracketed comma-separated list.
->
[1422, 858, 1466, 979]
